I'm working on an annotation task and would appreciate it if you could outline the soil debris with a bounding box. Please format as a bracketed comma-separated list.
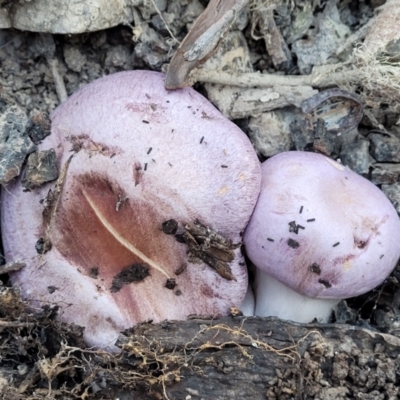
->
[21, 149, 58, 190]
[178, 220, 239, 281]
[110, 263, 151, 293]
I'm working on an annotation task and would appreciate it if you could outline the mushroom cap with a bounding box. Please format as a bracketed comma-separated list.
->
[2, 70, 261, 349]
[244, 151, 400, 300]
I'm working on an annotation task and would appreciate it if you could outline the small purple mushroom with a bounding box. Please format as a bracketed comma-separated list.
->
[1, 70, 261, 349]
[244, 151, 400, 323]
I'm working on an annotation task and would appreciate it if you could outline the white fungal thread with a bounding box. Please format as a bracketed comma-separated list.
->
[323, 156, 346, 171]
[82, 190, 171, 279]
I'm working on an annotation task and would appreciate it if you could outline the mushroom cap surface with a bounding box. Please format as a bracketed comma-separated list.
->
[2, 70, 261, 349]
[244, 151, 400, 299]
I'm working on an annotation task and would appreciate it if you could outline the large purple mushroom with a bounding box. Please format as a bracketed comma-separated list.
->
[1, 70, 261, 350]
[244, 151, 400, 323]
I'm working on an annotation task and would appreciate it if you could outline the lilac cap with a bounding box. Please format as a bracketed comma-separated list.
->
[244, 151, 400, 299]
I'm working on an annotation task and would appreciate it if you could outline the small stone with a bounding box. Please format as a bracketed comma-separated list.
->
[64, 45, 87, 73]
[27, 112, 51, 144]
[0, 99, 36, 184]
[290, 116, 314, 151]
[371, 163, 400, 185]
[22, 149, 58, 190]
[181, 0, 204, 25]
[312, 118, 336, 156]
[291, 2, 350, 74]
[381, 183, 400, 215]
[340, 138, 374, 176]
[248, 110, 293, 158]
[333, 300, 357, 324]
[105, 45, 131, 69]
[369, 133, 400, 162]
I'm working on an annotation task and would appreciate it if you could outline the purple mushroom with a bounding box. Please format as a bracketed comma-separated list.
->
[244, 151, 400, 323]
[1, 70, 261, 350]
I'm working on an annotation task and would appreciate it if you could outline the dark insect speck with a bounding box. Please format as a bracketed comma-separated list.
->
[333, 242, 340, 247]
[162, 219, 178, 235]
[165, 278, 177, 290]
[299, 206, 303, 214]
[89, 267, 99, 279]
[355, 238, 367, 249]
[175, 263, 187, 275]
[309, 263, 321, 274]
[110, 263, 150, 293]
[267, 238, 274, 242]
[287, 238, 300, 249]
[47, 286, 58, 294]
[175, 233, 186, 243]
[35, 237, 52, 254]
[288, 220, 301, 234]
[319, 279, 332, 288]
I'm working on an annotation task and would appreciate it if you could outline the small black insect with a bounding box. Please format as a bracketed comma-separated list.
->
[287, 238, 300, 249]
[174, 263, 187, 276]
[165, 278, 177, 290]
[161, 219, 178, 235]
[288, 221, 304, 234]
[318, 279, 332, 288]
[309, 263, 321, 274]
[35, 237, 52, 254]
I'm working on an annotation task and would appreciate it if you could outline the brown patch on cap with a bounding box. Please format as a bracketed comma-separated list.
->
[354, 236, 369, 249]
[52, 172, 179, 287]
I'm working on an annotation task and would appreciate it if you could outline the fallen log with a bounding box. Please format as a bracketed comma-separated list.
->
[114, 316, 400, 399]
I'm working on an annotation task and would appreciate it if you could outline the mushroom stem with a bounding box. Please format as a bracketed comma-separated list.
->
[239, 284, 255, 316]
[255, 269, 339, 323]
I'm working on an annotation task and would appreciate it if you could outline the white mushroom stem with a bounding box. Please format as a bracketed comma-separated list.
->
[239, 284, 255, 316]
[254, 269, 340, 323]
